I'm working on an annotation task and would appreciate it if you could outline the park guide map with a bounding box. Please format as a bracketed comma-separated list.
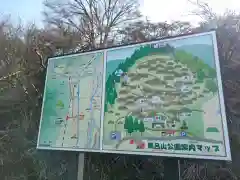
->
[37, 31, 231, 160]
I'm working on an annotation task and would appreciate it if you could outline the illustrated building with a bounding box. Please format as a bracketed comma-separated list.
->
[152, 122, 165, 128]
[135, 97, 149, 111]
[181, 74, 194, 82]
[152, 114, 167, 128]
[178, 108, 192, 120]
[180, 85, 192, 93]
[166, 130, 176, 136]
[153, 42, 166, 48]
[174, 80, 192, 93]
[120, 72, 129, 86]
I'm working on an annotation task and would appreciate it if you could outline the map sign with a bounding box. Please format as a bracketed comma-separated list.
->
[37, 31, 231, 160]
[37, 52, 104, 150]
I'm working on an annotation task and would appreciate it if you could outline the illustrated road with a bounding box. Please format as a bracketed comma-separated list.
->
[53, 57, 102, 149]
[86, 57, 102, 149]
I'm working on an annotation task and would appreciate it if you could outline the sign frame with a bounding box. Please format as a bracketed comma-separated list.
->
[37, 31, 231, 161]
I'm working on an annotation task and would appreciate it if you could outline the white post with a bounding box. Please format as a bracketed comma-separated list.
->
[178, 159, 181, 180]
[77, 153, 85, 180]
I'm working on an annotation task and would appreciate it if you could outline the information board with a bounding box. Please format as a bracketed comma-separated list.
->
[37, 31, 231, 160]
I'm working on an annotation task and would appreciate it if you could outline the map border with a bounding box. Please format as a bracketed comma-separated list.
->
[37, 31, 231, 161]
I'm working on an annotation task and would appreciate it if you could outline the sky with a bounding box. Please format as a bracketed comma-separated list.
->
[1, 0, 240, 26]
[0, 0, 44, 26]
[141, 0, 240, 26]
[107, 33, 212, 61]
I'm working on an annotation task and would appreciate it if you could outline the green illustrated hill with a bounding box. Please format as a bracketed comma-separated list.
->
[104, 43, 218, 141]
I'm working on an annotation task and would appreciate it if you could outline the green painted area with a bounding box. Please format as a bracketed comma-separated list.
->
[56, 100, 64, 108]
[38, 52, 105, 150]
[103, 40, 222, 151]
[185, 111, 204, 137]
[206, 127, 220, 132]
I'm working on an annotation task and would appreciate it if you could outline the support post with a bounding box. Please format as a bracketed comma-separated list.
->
[77, 153, 85, 180]
[163, 158, 181, 180]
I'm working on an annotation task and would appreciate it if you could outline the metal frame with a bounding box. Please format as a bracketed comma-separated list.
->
[37, 30, 232, 161]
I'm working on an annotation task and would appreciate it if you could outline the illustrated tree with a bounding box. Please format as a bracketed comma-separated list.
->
[113, 88, 118, 100]
[106, 75, 118, 107]
[104, 102, 108, 112]
[196, 69, 205, 82]
[133, 117, 140, 132]
[207, 68, 216, 78]
[205, 79, 218, 94]
[108, 92, 113, 106]
[113, 74, 121, 83]
[138, 121, 145, 136]
[56, 100, 64, 108]
[127, 116, 134, 135]
[124, 116, 129, 131]
[108, 90, 116, 107]
[108, 120, 114, 124]
[180, 120, 187, 130]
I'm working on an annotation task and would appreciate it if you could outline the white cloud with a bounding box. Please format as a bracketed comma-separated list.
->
[141, 0, 240, 25]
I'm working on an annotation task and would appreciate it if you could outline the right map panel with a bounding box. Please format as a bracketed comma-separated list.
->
[102, 32, 231, 160]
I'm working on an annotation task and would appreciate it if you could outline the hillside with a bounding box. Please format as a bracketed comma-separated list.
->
[176, 44, 215, 68]
[104, 44, 219, 144]
[106, 59, 125, 78]
[105, 44, 217, 113]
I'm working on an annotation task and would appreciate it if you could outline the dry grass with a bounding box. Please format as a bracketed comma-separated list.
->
[84, 153, 164, 180]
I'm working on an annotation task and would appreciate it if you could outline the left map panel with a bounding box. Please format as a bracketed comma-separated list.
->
[37, 52, 104, 151]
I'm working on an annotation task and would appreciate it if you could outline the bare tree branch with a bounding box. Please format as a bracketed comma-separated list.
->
[43, 0, 140, 48]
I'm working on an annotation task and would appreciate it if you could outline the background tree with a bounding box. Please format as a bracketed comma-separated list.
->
[0, 19, 78, 179]
[118, 20, 192, 44]
[44, 0, 141, 49]
[2, 0, 240, 179]
[180, 1, 240, 179]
